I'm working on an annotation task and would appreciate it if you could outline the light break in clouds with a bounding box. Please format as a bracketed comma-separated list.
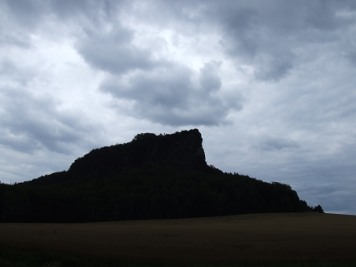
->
[1, 0, 356, 214]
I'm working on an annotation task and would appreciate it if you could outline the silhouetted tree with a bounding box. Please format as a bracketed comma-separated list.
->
[314, 205, 324, 213]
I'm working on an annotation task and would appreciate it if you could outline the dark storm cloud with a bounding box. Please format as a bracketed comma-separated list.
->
[202, 0, 356, 81]
[202, 1, 296, 80]
[101, 61, 240, 126]
[68, 1, 244, 126]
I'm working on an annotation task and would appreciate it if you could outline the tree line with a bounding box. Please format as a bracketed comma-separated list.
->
[0, 129, 321, 222]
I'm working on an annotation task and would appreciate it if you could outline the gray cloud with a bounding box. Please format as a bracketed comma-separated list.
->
[199, 61, 222, 93]
[1, 0, 356, 214]
[0, 86, 96, 154]
[101, 61, 240, 126]
[253, 53, 295, 81]
[204, 2, 296, 81]
[202, 0, 356, 81]
[49, 0, 118, 20]
[78, 28, 156, 75]
[1, 0, 119, 25]
[1, 0, 46, 28]
[259, 136, 299, 152]
[346, 52, 356, 66]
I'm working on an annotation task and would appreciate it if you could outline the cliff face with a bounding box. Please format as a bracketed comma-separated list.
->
[68, 129, 207, 176]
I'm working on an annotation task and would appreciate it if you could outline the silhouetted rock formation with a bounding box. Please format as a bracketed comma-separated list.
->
[69, 129, 207, 177]
[0, 129, 320, 222]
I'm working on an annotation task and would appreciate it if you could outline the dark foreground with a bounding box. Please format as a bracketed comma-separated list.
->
[1, 213, 356, 266]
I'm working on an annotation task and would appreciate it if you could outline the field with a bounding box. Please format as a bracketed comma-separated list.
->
[1, 213, 356, 266]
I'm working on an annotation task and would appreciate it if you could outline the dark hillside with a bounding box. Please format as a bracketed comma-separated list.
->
[0, 129, 318, 222]
[69, 129, 207, 177]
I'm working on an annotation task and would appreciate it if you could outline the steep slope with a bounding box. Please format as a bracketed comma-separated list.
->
[0, 129, 317, 222]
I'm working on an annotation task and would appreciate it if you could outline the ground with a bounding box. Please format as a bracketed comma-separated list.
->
[1, 213, 356, 266]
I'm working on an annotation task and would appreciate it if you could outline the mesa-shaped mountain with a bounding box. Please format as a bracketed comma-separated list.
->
[0, 129, 319, 222]
[69, 129, 207, 176]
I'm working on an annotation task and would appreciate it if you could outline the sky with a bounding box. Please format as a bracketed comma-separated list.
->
[1, 0, 356, 215]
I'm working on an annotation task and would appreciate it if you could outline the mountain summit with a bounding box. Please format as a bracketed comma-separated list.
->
[0, 129, 320, 222]
[69, 129, 207, 176]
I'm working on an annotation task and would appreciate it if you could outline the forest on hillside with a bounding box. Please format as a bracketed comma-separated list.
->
[0, 130, 321, 222]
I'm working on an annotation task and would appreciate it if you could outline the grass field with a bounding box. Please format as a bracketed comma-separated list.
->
[1, 213, 356, 266]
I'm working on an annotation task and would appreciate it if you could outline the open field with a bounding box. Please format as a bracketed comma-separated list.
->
[1, 213, 356, 266]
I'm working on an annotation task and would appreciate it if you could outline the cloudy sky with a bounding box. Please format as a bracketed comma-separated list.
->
[1, 0, 356, 214]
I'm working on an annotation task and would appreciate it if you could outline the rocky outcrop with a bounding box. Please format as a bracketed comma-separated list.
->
[68, 129, 207, 176]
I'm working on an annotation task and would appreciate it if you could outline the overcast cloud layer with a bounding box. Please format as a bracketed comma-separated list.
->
[1, 0, 356, 214]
